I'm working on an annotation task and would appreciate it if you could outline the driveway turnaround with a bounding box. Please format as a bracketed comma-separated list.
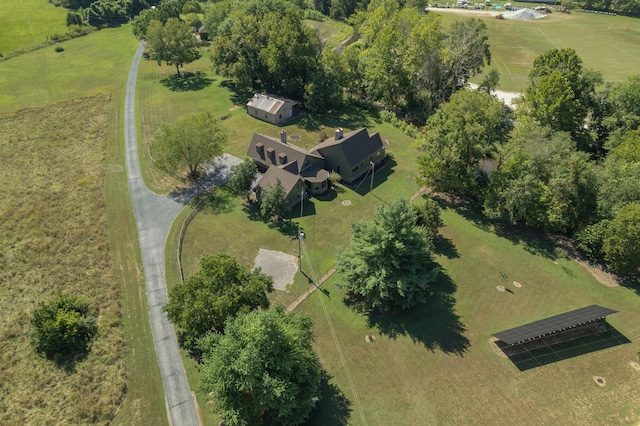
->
[124, 42, 198, 426]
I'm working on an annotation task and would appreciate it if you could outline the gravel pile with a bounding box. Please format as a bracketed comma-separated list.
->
[503, 8, 546, 20]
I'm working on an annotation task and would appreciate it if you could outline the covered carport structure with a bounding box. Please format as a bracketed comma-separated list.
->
[492, 305, 625, 370]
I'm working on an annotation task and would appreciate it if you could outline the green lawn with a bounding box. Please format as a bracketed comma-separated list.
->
[299, 202, 640, 425]
[435, 9, 640, 91]
[305, 18, 354, 48]
[0, 0, 68, 56]
[0, 24, 167, 424]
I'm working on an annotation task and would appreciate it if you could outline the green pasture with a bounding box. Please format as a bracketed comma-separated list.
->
[305, 18, 354, 48]
[435, 9, 640, 91]
[0, 24, 167, 424]
[0, 0, 68, 56]
[299, 203, 640, 424]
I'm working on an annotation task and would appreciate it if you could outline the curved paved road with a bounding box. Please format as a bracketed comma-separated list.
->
[125, 42, 199, 426]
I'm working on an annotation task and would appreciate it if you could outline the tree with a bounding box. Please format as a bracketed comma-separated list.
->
[260, 179, 287, 220]
[336, 198, 439, 312]
[603, 202, 640, 275]
[477, 69, 500, 93]
[596, 155, 640, 218]
[30, 294, 97, 361]
[229, 158, 257, 201]
[484, 122, 598, 234]
[601, 74, 640, 150]
[208, 1, 320, 99]
[151, 111, 227, 180]
[145, 18, 198, 77]
[416, 89, 512, 197]
[198, 306, 322, 426]
[164, 254, 273, 350]
[519, 48, 602, 147]
[413, 196, 444, 240]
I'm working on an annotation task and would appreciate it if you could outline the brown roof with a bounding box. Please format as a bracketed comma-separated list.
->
[311, 128, 387, 167]
[259, 166, 303, 195]
[300, 164, 330, 183]
[248, 133, 323, 169]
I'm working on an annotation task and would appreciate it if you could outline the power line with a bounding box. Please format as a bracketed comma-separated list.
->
[300, 241, 368, 426]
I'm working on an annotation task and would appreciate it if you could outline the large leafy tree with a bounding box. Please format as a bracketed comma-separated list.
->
[146, 17, 199, 77]
[198, 306, 322, 426]
[208, 0, 320, 99]
[601, 74, 640, 150]
[484, 123, 598, 234]
[336, 198, 439, 312]
[30, 294, 97, 361]
[519, 48, 602, 147]
[596, 155, 640, 219]
[164, 254, 273, 350]
[416, 89, 512, 197]
[151, 111, 227, 180]
[229, 158, 258, 201]
[603, 202, 640, 275]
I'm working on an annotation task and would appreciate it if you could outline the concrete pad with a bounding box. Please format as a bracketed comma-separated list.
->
[253, 249, 298, 291]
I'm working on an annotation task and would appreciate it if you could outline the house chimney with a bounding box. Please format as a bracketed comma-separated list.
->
[280, 130, 287, 143]
[335, 128, 343, 140]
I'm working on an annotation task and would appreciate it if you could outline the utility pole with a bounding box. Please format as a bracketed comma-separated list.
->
[369, 161, 375, 193]
[298, 189, 305, 271]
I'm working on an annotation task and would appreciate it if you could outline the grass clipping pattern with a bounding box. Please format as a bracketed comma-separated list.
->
[0, 94, 125, 424]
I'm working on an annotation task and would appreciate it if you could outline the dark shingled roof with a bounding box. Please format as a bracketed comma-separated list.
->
[493, 305, 618, 345]
[248, 133, 322, 169]
[259, 166, 303, 195]
[311, 128, 387, 168]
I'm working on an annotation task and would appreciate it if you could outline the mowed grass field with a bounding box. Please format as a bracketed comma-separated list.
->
[435, 9, 640, 91]
[0, 0, 68, 56]
[0, 24, 167, 424]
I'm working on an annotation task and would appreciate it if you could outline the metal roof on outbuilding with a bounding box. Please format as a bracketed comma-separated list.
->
[493, 305, 618, 345]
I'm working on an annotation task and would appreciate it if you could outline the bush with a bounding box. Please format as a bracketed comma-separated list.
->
[55, 45, 64, 52]
[30, 294, 97, 361]
[574, 220, 609, 262]
[304, 8, 325, 21]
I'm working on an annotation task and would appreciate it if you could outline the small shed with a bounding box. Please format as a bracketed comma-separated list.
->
[247, 94, 301, 125]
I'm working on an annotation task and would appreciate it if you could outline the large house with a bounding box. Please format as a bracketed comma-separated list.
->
[247, 128, 388, 209]
[246, 94, 301, 125]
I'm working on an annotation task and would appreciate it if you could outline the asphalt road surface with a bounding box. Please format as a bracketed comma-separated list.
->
[124, 41, 199, 426]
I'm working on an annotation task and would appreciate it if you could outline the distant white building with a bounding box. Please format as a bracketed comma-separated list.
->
[246, 94, 301, 125]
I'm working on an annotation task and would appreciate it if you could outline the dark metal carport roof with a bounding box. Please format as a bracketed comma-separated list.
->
[493, 305, 618, 345]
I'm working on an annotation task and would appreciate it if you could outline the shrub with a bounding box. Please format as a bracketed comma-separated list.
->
[30, 294, 97, 361]
[55, 45, 64, 52]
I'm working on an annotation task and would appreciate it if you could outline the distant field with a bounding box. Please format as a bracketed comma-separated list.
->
[0, 0, 68, 56]
[435, 9, 640, 91]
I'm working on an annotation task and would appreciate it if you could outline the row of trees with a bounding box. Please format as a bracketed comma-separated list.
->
[198, 0, 490, 117]
[417, 48, 640, 275]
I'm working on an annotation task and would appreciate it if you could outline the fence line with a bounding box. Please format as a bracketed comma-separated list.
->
[177, 197, 209, 284]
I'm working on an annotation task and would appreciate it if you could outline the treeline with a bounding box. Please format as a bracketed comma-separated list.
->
[417, 48, 640, 276]
[577, 0, 640, 16]
[182, 0, 490, 117]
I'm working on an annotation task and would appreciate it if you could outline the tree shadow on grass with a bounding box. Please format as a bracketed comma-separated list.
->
[220, 80, 254, 106]
[433, 235, 459, 259]
[160, 71, 213, 92]
[305, 370, 352, 426]
[198, 186, 235, 215]
[365, 271, 470, 355]
[620, 275, 640, 296]
[435, 195, 558, 259]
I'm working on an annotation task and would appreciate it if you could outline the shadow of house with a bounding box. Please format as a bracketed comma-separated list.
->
[248, 128, 388, 211]
[364, 271, 470, 355]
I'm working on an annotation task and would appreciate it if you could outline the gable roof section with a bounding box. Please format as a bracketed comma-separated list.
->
[259, 166, 303, 196]
[311, 128, 387, 167]
[248, 133, 323, 169]
[247, 94, 297, 115]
